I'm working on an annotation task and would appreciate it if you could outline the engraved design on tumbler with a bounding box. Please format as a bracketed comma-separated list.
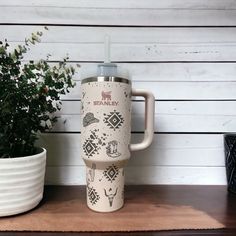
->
[106, 140, 121, 158]
[101, 165, 119, 183]
[124, 91, 130, 98]
[87, 186, 100, 205]
[102, 91, 111, 101]
[83, 112, 99, 127]
[81, 92, 86, 114]
[83, 139, 98, 158]
[83, 130, 108, 158]
[104, 188, 118, 207]
[103, 110, 124, 130]
[87, 163, 96, 184]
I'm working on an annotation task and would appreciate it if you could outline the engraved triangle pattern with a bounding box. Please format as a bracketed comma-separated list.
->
[103, 110, 124, 131]
[83, 139, 98, 158]
[87, 186, 100, 205]
[103, 165, 119, 183]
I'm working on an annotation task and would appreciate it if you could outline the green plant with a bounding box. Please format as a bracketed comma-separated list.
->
[0, 28, 76, 158]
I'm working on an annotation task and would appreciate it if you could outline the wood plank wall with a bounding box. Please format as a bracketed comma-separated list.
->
[1, 0, 235, 185]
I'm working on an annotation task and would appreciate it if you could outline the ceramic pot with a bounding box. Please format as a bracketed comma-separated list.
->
[0, 148, 46, 217]
[81, 67, 155, 212]
[224, 134, 236, 193]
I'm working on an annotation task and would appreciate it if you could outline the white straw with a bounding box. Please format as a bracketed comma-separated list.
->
[104, 35, 110, 63]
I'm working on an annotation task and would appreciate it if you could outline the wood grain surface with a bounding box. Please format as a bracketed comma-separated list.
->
[0, 185, 235, 235]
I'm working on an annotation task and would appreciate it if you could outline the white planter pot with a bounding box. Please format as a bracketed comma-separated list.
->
[0, 148, 46, 217]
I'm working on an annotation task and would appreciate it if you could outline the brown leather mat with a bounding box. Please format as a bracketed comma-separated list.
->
[0, 186, 224, 232]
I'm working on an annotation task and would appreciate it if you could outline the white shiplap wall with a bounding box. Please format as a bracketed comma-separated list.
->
[1, 0, 235, 185]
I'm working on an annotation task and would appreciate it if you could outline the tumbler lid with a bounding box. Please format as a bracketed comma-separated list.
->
[97, 63, 117, 77]
[96, 63, 129, 79]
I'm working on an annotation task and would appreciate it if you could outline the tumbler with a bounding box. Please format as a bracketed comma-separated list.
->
[81, 62, 155, 212]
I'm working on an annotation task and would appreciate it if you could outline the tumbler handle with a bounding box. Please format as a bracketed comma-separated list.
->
[130, 89, 155, 152]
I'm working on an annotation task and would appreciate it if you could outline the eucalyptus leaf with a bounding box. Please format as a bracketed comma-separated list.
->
[0, 29, 77, 158]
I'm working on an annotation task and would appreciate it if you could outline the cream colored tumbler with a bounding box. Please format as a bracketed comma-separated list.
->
[81, 63, 155, 212]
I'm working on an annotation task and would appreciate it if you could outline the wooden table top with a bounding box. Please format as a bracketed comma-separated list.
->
[0, 185, 236, 236]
